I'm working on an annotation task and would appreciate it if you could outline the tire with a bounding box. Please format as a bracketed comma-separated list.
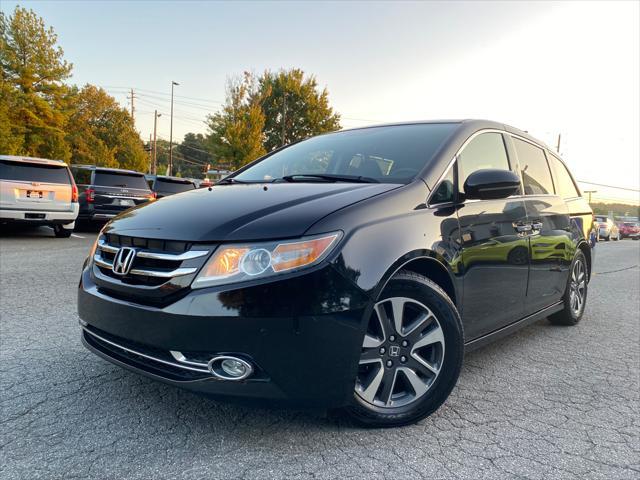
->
[345, 270, 464, 427]
[548, 251, 588, 326]
[604, 235, 610, 241]
[53, 224, 73, 238]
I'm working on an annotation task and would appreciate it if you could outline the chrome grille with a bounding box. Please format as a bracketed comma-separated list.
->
[92, 234, 210, 288]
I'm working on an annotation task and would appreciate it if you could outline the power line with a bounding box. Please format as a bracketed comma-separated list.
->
[577, 181, 639, 193]
[155, 134, 213, 156]
[102, 86, 223, 105]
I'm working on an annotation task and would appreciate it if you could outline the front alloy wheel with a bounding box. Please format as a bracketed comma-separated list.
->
[346, 271, 463, 427]
[356, 297, 445, 408]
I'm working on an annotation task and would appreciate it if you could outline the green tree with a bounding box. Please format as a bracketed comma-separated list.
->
[66, 85, 148, 171]
[256, 68, 341, 151]
[0, 81, 23, 153]
[175, 132, 212, 178]
[206, 72, 266, 170]
[0, 6, 72, 160]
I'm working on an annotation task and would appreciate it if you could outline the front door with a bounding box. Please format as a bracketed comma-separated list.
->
[454, 132, 530, 340]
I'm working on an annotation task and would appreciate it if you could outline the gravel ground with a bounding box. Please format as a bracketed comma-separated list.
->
[1, 225, 639, 479]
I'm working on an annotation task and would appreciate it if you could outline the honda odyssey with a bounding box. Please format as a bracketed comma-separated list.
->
[78, 120, 594, 427]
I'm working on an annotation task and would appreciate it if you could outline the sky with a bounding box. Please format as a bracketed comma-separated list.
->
[3, 0, 639, 202]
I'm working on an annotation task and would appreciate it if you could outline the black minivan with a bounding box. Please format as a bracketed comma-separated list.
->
[78, 120, 594, 427]
[145, 175, 197, 199]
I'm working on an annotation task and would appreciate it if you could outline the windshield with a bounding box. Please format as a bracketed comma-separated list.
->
[156, 178, 195, 193]
[234, 123, 457, 183]
[94, 171, 149, 189]
[0, 160, 71, 184]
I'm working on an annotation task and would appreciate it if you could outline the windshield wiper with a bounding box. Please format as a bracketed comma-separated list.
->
[216, 177, 255, 185]
[280, 174, 379, 184]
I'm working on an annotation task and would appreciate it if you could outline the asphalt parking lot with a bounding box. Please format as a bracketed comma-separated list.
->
[1, 226, 639, 480]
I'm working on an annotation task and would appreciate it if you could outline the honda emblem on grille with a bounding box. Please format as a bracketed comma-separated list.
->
[112, 247, 136, 275]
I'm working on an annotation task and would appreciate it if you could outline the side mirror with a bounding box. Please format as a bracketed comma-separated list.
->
[464, 169, 521, 200]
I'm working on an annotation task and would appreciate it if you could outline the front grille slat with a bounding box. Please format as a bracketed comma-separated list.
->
[92, 235, 212, 290]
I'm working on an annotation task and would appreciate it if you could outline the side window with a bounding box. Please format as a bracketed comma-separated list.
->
[547, 153, 580, 199]
[458, 133, 510, 194]
[431, 164, 455, 204]
[513, 138, 554, 195]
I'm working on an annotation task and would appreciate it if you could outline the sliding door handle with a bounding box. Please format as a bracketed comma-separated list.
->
[531, 221, 543, 230]
[513, 222, 532, 233]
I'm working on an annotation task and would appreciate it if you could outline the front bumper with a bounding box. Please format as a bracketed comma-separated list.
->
[78, 264, 371, 407]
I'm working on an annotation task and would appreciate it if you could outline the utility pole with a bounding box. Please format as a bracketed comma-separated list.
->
[584, 190, 597, 203]
[169, 81, 179, 176]
[281, 91, 287, 147]
[128, 88, 135, 121]
[148, 134, 153, 174]
[556, 133, 561, 153]
[153, 110, 161, 175]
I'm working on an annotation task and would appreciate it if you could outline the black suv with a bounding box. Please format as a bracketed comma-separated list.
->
[78, 120, 595, 427]
[145, 175, 197, 199]
[71, 166, 155, 222]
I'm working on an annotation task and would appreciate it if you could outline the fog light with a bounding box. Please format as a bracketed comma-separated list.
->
[221, 358, 248, 378]
[208, 355, 253, 380]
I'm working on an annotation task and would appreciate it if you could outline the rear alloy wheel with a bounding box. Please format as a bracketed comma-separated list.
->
[549, 250, 588, 325]
[346, 271, 463, 427]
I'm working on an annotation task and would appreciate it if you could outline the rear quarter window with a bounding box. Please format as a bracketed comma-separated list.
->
[0, 160, 71, 184]
[513, 138, 554, 195]
[547, 153, 580, 199]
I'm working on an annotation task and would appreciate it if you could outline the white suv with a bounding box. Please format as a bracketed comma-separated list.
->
[0, 155, 79, 238]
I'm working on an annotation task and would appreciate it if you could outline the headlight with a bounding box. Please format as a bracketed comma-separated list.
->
[192, 231, 342, 289]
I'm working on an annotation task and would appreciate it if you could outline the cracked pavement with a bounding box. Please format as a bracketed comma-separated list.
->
[1, 226, 639, 479]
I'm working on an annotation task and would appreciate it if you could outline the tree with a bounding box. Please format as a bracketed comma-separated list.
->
[65, 85, 148, 171]
[0, 6, 72, 160]
[0, 81, 23, 153]
[206, 72, 266, 170]
[256, 68, 341, 151]
[175, 132, 212, 178]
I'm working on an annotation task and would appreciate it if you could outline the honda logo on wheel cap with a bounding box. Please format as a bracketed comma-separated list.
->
[112, 247, 136, 275]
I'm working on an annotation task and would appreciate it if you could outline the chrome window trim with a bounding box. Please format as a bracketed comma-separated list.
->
[427, 128, 566, 208]
[427, 128, 510, 207]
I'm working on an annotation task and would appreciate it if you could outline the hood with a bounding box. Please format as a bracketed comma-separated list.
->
[104, 182, 400, 242]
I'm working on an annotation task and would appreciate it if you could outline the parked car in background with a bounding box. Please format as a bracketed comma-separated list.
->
[594, 215, 619, 241]
[145, 175, 197, 198]
[617, 221, 640, 240]
[198, 178, 213, 189]
[79, 119, 594, 427]
[0, 155, 78, 237]
[71, 166, 154, 223]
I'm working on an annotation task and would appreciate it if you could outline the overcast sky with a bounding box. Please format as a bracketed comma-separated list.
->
[4, 1, 639, 201]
